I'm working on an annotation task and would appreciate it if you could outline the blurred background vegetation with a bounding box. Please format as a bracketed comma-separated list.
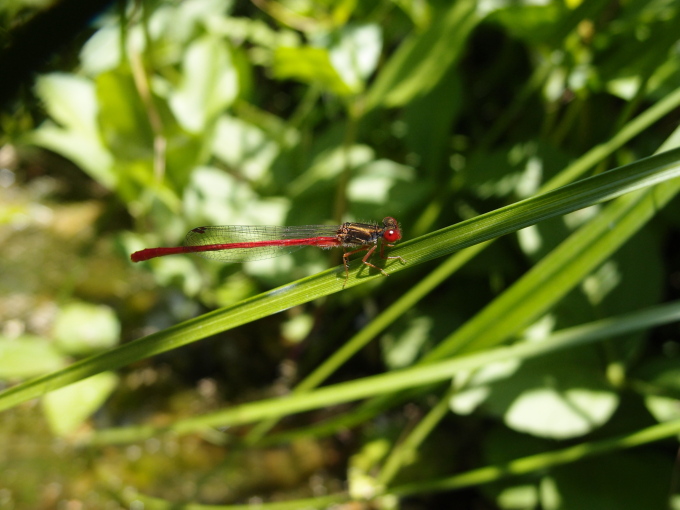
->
[2, 0, 680, 508]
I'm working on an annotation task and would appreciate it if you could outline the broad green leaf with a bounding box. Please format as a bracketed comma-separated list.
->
[272, 46, 353, 96]
[80, 25, 121, 76]
[169, 35, 239, 133]
[26, 124, 115, 189]
[365, 0, 480, 109]
[645, 395, 680, 424]
[524, 220, 664, 344]
[206, 15, 301, 50]
[482, 425, 560, 495]
[582, 227, 663, 315]
[28, 74, 115, 188]
[635, 358, 680, 399]
[145, 255, 204, 298]
[2, 148, 680, 413]
[34, 73, 99, 134]
[381, 315, 433, 370]
[634, 358, 680, 422]
[42, 372, 119, 436]
[450, 344, 618, 439]
[53, 302, 120, 356]
[183, 165, 289, 226]
[36, 73, 99, 133]
[323, 23, 382, 93]
[596, 5, 680, 98]
[496, 485, 539, 509]
[96, 69, 154, 159]
[347, 158, 415, 205]
[392, 0, 431, 28]
[451, 347, 619, 439]
[170, 0, 235, 44]
[488, 0, 607, 46]
[211, 116, 280, 181]
[0, 335, 65, 380]
[87, 300, 680, 443]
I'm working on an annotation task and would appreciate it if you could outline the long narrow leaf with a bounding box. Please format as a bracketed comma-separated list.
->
[1, 147, 679, 412]
[88, 300, 680, 444]
[389, 419, 680, 495]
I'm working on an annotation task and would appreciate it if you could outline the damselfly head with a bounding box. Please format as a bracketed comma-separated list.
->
[381, 217, 401, 243]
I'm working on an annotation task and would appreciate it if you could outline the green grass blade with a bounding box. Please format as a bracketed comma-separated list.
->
[365, 0, 480, 110]
[246, 93, 680, 442]
[1, 148, 679, 413]
[430, 180, 680, 359]
[389, 419, 680, 496]
[543, 86, 680, 191]
[88, 300, 680, 445]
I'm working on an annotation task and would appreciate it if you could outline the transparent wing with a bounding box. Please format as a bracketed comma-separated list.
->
[184, 224, 341, 262]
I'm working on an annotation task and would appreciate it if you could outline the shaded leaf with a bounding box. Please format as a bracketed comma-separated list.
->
[546, 451, 673, 510]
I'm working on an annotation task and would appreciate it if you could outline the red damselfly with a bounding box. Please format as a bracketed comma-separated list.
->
[131, 217, 405, 287]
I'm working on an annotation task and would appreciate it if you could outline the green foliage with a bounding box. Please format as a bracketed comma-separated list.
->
[0, 335, 65, 380]
[3, 0, 680, 508]
[53, 302, 121, 355]
[0, 300, 121, 436]
[42, 371, 119, 436]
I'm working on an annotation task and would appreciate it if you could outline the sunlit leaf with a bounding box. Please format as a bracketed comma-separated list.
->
[0, 335, 65, 381]
[42, 372, 119, 436]
[28, 74, 115, 188]
[26, 124, 116, 188]
[169, 35, 239, 133]
[53, 302, 121, 356]
[323, 23, 382, 93]
[451, 345, 620, 439]
[381, 315, 432, 369]
[272, 46, 353, 96]
[80, 25, 121, 75]
[34, 73, 99, 134]
[183, 165, 289, 226]
[211, 115, 280, 181]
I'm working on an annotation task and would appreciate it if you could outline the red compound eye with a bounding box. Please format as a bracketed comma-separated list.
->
[381, 217, 401, 242]
[384, 229, 401, 242]
[383, 227, 401, 242]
